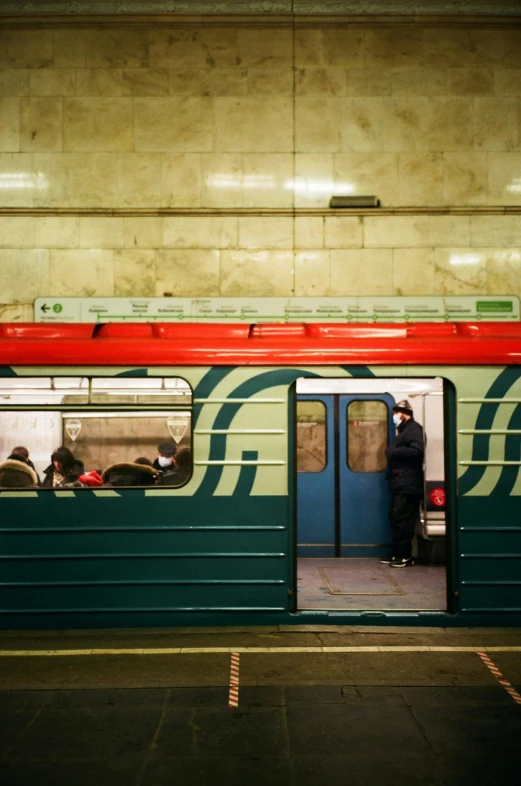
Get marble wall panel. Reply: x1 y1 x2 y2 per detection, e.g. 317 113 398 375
346 69 391 97
49 249 115 297
148 30 207 69
0 152 34 207
432 248 487 295
20 97 62 152
0 216 35 248
392 248 434 296
220 250 294 296
214 97 293 152
0 98 20 152
199 28 241 68
238 217 293 249
504 30 521 69
473 98 519 152
294 216 324 249
446 69 494 96
162 153 202 207
0 304 33 322
364 216 430 248
134 97 213 152
0 249 49 303
0 31 54 70
324 216 363 249
247 69 293 97
295 97 341 153
29 70 76 97
64 98 133 152
84 30 149 69
495 70 521 96
294 153 334 208
122 217 163 249
295 30 363 68
241 154 294 208
334 153 399 207
429 216 471 247
487 153 521 205
398 154 444 205
33 217 79 249
31 153 71 207
236 29 292 68
53 30 86 68
76 69 123 97
114 249 156 297
163 216 237 248
469 215 521 248
122 69 170 97
118 153 162 207
79 218 124 249
443 152 488 206
330 249 393 296
391 69 446 96
486 248 521 299
295 250 330 296
0 70 30 97
200 153 242 208
295 68 345 97
155 249 221 297
68 153 120 207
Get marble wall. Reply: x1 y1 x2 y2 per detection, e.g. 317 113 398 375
0 22 520 319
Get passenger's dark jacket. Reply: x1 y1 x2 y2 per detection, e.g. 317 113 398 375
385 417 424 496
102 462 159 487
41 459 84 487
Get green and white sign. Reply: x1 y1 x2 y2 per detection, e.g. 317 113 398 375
35 296 520 324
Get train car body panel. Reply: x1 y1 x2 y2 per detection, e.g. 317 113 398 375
0 324 520 628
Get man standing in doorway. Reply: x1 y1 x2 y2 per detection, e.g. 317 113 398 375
381 399 424 568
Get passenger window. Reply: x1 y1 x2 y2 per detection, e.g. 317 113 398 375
0 377 192 489
347 400 387 473
297 400 327 473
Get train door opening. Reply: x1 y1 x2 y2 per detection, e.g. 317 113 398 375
295 378 448 612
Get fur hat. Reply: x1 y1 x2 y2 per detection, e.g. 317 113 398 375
101 461 159 487
0 459 38 488
393 399 414 416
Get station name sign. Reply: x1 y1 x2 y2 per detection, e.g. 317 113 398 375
34 296 520 324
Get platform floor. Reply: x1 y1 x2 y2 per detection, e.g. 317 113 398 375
0 626 520 785
297 558 446 611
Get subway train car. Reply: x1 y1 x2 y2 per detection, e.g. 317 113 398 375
0 321 520 629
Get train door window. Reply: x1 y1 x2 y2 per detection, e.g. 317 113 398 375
347 400 388 473
0 376 192 489
296 400 327 473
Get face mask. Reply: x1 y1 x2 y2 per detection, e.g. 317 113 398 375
393 413 402 427
157 456 172 468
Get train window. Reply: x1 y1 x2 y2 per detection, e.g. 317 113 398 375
296 400 327 473
347 400 387 473
0 377 192 489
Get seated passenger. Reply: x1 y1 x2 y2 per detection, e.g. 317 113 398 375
157 446 192 487
0 456 38 488
9 446 40 484
102 460 159 487
153 442 176 474
41 447 84 488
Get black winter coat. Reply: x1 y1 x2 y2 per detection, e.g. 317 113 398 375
385 417 424 496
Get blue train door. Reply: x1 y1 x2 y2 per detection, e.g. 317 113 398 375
296 393 395 558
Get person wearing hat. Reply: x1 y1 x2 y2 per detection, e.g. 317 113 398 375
152 442 177 473
381 399 424 568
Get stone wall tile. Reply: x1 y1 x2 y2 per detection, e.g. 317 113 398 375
294 217 324 249
392 248 434 296
423 98 474 151
220 250 294 296
429 216 471 247
31 152 71 207
201 153 242 207
49 249 114 297
0 153 34 206
54 30 86 68
346 69 391 96
504 31 521 69
135 97 213 152
114 249 156 297
20 97 62 152
470 215 521 247
162 153 202 207
432 248 486 295
237 29 292 68
0 97 20 152
486 248 521 299
199 28 240 68
79 218 124 249
473 98 519 151
76 69 123 97
84 30 148 68
443 152 488 205
391 69 446 96
68 152 120 207
64 97 133 152
446 69 494 96
295 250 330 296
0 216 34 248
296 97 341 153
0 31 54 69
340 98 391 152
330 249 393 296
163 216 237 248
155 249 220 297
238 217 293 249
148 30 206 69
334 152 398 207
398 153 444 205
487 153 521 204
324 216 363 248
1 248 49 303
294 153 334 208
247 69 293 96
214 97 293 152
0 70 30 97
118 153 162 207
364 216 430 248
33 217 79 248
122 218 163 249
295 68 345 97
0 304 30 321
29 70 76 96
121 68 170 97
494 70 521 96
241 154 294 208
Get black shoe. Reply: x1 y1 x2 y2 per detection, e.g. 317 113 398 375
379 556 396 564
390 557 414 568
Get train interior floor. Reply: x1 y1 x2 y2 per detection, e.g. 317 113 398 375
297 558 446 611
0 626 520 785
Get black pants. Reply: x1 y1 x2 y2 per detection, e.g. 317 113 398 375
389 493 421 560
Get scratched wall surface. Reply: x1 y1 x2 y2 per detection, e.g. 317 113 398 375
0 10 520 321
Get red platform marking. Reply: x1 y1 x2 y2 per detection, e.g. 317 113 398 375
228 652 240 708
477 651 521 705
